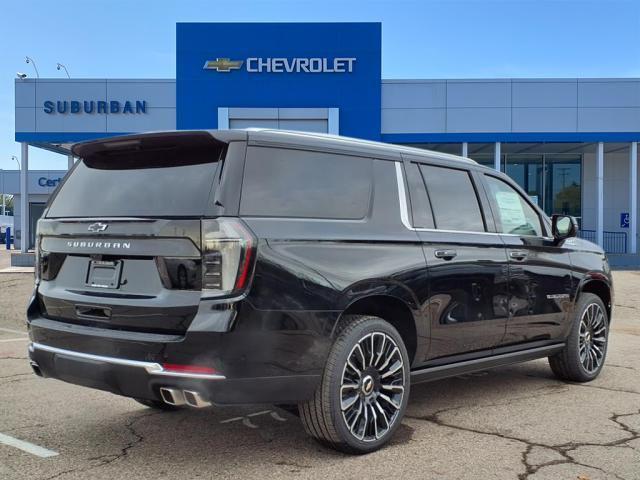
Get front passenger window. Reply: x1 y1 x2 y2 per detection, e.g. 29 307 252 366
484 175 543 237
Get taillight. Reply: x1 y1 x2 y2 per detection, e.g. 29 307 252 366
201 218 256 297
34 221 42 285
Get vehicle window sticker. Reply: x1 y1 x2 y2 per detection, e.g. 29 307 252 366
495 191 527 232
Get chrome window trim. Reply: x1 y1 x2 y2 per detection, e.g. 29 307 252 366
395 162 497 237
395 161 554 240
28 342 226 380
395 161 414 230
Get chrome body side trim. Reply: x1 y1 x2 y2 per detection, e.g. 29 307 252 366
28 342 226 380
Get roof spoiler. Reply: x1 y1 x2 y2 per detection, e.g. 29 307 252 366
71 130 247 158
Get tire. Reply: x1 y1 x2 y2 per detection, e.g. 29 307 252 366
133 398 182 411
548 293 609 382
298 315 411 454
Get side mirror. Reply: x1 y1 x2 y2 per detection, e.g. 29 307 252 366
552 214 578 241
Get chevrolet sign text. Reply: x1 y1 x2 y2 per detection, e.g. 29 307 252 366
204 57 357 73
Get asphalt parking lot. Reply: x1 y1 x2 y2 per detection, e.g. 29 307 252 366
1 269 639 480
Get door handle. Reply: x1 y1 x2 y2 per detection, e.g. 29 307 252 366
434 249 457 260
509 250 528 260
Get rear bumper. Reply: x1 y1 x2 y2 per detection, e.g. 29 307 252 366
28 340 321 405
27 293 336 405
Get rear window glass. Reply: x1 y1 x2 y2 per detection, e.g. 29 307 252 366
240 147 372 219
47 149 222 218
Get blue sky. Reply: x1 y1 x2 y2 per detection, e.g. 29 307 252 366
1 0 639 170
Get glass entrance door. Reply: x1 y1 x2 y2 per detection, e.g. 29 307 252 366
29 203 46 249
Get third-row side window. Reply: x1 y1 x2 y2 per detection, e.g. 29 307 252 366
418 164 485 232
241 147 373 219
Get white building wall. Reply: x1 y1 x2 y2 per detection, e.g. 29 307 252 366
381 78 640 134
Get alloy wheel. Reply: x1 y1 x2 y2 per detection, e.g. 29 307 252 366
579 303 607 373
340 332 406 442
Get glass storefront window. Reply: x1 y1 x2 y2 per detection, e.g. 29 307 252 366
545 155 581 218
505 153 581 219
505 155 544 207
396 142 583 222
467 143 504 171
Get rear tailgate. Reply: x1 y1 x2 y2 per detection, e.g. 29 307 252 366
35 131 228 334
36 218 203 334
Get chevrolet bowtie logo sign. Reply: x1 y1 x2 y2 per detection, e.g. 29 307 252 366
203 58 244 72
203 57 357 73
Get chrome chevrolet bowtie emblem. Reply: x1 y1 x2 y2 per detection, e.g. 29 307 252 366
203 58 244 72
88 222 108 232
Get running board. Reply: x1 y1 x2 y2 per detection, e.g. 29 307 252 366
410 343 565 384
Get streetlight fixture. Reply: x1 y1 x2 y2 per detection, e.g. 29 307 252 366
56 63 70 78
11 155 20 170
25 56 39 78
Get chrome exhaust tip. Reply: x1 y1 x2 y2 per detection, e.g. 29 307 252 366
159 387 186 406
183 390 212 408
30 360 43 377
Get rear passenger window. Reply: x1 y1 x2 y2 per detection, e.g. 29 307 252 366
240 147 372 219
419 164 485 232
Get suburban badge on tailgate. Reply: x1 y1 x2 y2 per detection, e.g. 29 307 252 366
66 241 131 249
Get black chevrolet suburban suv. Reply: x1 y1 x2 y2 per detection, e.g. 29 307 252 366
28 129 612 453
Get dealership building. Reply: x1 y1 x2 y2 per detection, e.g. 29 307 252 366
11 22 640 262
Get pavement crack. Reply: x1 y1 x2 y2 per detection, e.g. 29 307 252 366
408 384 569 419
568 382 640 395
406 406 640 480
88 410 163 467
607 363 638 371
39 410 164 480
0 356 28 360
614 303 638 310
274 460 313 471
0 372 32 380
40 468 80 480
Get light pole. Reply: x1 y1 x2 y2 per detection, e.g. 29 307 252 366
56 63 70 78
4 156 20 217
25 56 39 78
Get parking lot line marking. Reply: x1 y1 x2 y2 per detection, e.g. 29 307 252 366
0 337 29 343
0 432 59 458
0 327 27 336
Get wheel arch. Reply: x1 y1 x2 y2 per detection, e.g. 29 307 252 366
577 278 612 322
334 294 421 366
